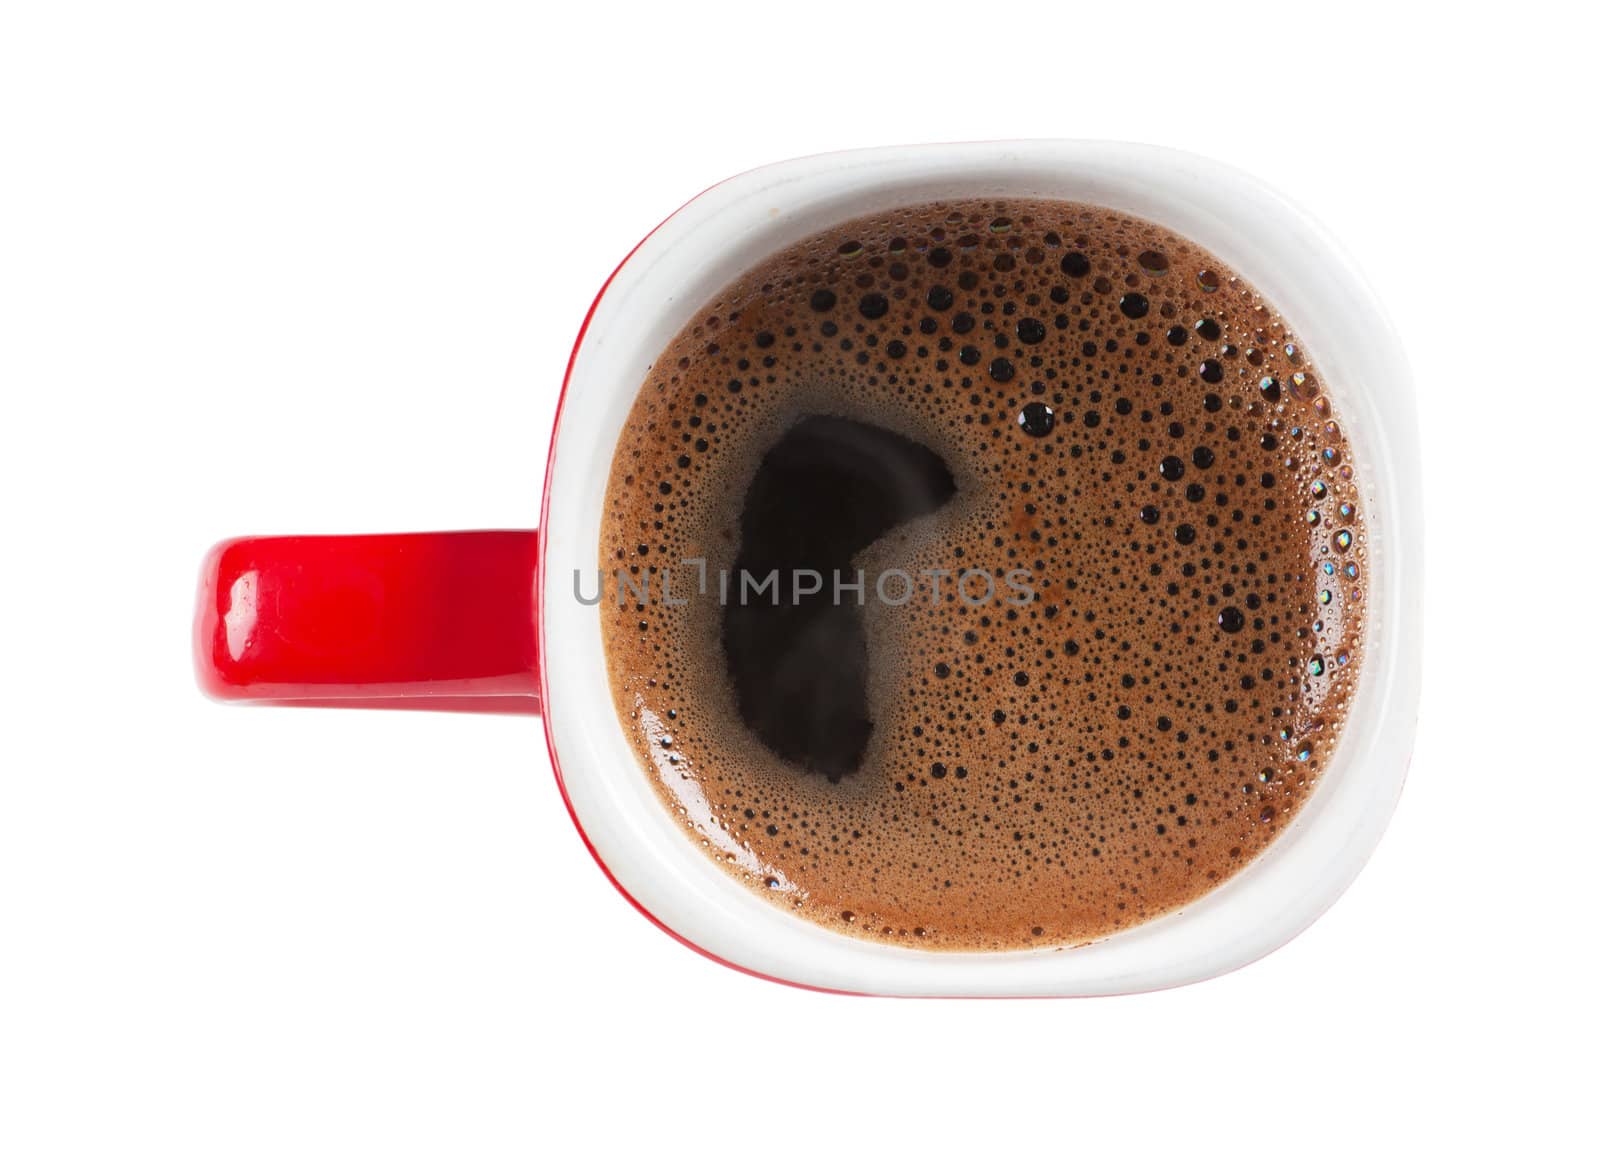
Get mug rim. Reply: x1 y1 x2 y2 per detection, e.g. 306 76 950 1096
536 140 1422 996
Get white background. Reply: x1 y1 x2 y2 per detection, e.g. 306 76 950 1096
1 2 1594 1160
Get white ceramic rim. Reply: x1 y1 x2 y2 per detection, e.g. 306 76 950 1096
538 141 1422 996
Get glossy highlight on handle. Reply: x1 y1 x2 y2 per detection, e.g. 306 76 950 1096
194 531 541 713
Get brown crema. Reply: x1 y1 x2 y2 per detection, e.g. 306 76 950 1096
598 199 1367 951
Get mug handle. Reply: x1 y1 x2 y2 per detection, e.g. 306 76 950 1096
194 531 541 714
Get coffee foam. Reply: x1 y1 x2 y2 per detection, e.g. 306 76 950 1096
599 200 1367 950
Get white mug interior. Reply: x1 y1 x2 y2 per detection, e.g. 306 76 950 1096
537 141 1421 996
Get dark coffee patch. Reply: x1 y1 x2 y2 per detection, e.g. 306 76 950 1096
722 417 954 780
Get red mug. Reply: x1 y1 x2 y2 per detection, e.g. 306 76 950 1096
195 142 1421 996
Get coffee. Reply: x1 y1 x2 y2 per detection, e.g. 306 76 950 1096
597 199 1367 950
